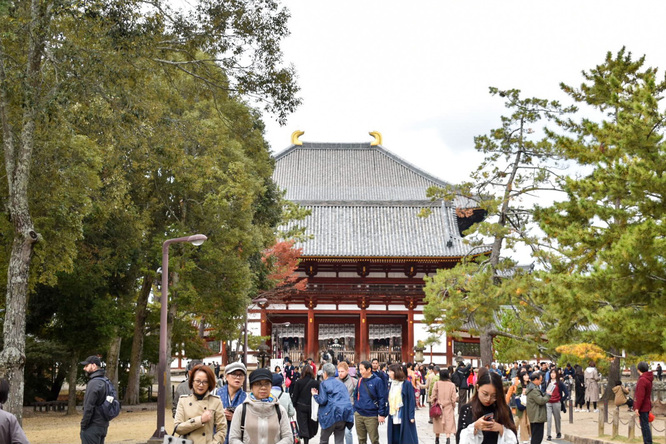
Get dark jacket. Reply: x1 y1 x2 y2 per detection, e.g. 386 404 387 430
373 370 389 389
313 377 354 430
387 380 418 444
81 368 109 430
353 373 388 417
634 371 653 413
290 374 319 439
455 364 472 389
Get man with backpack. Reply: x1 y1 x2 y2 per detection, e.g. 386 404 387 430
452 361 471 411
81 355 119 444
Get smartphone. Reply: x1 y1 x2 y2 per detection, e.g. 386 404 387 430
483 413 494 421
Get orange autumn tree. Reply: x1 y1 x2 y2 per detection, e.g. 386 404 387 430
259 240 307 302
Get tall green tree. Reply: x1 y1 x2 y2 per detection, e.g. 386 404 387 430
423 88 574 365
535 48 666 385
1 0 299 419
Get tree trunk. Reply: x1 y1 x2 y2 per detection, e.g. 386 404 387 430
124 274 153 405
106 335 122 393
479 326 494 367
603 355 621 402
0 0 48 424
66 353 79 415
48 362 68 402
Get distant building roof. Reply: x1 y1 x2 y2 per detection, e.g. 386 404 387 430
273 140 486 259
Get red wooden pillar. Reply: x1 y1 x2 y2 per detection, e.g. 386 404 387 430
406 308 414 363
307 307 315 358
359 308 368 361
222 342 228 365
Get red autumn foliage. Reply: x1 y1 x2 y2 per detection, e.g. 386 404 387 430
260 240 307 301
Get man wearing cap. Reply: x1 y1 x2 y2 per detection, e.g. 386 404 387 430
216 362 247 444
80 355 109 444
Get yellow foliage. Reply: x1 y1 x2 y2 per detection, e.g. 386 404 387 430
556 343 607 363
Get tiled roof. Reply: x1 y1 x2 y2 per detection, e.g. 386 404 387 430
273 141 486 258
282 203 469 258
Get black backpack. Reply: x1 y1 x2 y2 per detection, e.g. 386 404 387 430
97 377 121 421
451 370 461 387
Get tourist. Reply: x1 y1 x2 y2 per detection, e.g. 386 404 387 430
271 373 296 419
275 365 282 374
430 368 457 444
312 363 355 444
174 364 226 444
412 364 423 408
0 378 30 444
583 361 600 412
338 361 358 444
456 371 517 444
526 372 552 444
546 369 568 440
384 363 418 444
656 364 662 382
419 364 428 408
290 364 301 394
453 361 473 410
291 363 320 443
354 360 388 444
634 361 654 444
80 355 110 444
228 368 292 444
426 365 440 424
371 358 389 388
284 357 295 389
216 362 247 444
509 370 531 443
573 365 585 412
612 381 633 411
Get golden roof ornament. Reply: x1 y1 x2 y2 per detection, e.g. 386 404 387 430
369 131 383 146
291 130 304 146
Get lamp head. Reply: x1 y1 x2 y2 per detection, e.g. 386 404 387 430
187 234 207 246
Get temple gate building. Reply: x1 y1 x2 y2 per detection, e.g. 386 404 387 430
244 132 487 366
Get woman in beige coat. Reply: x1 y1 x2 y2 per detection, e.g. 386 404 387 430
430 368 458 444
583 361 601 412
174 364 227 444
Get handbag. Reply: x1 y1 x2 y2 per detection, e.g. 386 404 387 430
430 402 442 418
311 394 319 421
285 377 292 388
648 412 655 423
291 419 301 444
515 394 527 411
162 427 193 444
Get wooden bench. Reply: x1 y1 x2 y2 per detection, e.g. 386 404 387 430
32 400 67 412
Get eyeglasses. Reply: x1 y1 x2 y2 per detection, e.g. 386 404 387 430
479 390 497 401
193 380 209 386
228 373 245 379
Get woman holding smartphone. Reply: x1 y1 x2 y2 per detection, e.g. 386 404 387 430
456 371 518 444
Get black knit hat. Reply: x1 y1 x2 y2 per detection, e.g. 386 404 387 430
249 368 273 386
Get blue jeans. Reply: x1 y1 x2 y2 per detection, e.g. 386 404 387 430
639 412 652 444
345 426 353 444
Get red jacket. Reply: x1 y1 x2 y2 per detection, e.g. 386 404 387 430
634 371 653 413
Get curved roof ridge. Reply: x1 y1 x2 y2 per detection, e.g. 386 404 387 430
274 142 451 188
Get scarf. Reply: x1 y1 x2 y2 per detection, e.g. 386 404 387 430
249 392 276 403
388 380 404 416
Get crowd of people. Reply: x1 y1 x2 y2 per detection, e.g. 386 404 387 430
24 354 653 444
166 356 657 444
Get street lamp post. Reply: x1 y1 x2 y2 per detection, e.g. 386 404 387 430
149 234 207 443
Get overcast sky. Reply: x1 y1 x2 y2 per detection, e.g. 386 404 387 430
263 0 666 185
